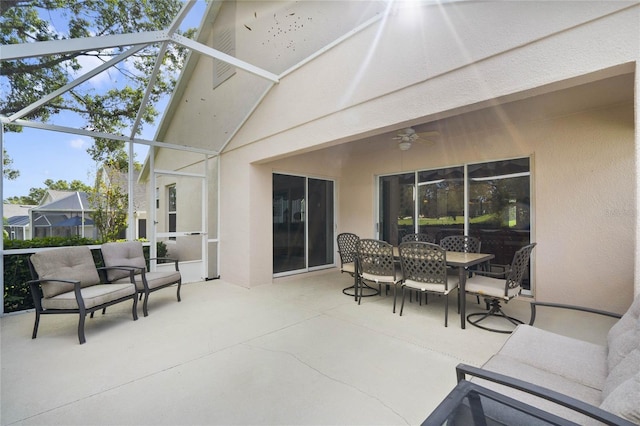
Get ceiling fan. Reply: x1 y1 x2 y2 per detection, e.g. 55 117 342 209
393 127 440 151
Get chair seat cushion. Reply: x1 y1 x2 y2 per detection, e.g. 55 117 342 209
362 266 402 284
403 276 458 293
41 283 135 310
341 262 355 274
464 274 519 299
113 271 181 291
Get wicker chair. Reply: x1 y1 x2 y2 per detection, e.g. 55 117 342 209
337 233 359 297
465 243 536 333
439 235 481 253
398 242 459 327
401 233 436 243
356 239 402 311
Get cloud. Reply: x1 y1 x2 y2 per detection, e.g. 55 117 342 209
69 138 87 149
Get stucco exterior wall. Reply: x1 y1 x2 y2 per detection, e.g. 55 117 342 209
156 1 639 311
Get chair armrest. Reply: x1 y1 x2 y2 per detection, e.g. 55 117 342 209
27 278 86 310
529 301 622 325
469 269 509 279
97 266 141 283
455 363 635 426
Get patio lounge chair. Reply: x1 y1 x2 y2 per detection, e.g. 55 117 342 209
27 246 138 344
100 241 182 317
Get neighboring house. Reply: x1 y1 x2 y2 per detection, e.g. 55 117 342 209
143 1 639 314
30 191 96 239
3 204 34 240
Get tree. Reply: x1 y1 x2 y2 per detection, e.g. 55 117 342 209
2 148 19 180
0 0 196 166
5 178 92 205
89 167 128 242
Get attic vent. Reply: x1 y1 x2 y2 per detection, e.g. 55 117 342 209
212 27 236 88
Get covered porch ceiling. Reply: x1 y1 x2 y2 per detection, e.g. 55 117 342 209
1 1 634 159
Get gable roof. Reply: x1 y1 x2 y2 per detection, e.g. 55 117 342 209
32 191 92 212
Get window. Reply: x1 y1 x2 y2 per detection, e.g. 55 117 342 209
379 157 532 290
168 185 176 241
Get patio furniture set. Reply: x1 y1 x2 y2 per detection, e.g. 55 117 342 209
337 232 536 331
339 232 639 424
27 241 182 344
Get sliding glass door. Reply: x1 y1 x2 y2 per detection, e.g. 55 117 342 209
273 174 334 275
378 157 532 289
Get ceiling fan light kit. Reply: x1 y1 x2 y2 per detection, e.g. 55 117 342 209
398 141 412 151
393 127 439 151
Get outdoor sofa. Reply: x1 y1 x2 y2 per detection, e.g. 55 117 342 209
456 294 640 425
27 245 138 344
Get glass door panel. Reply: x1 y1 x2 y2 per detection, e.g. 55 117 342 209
379 173 415 245
417 166 464 241
308 178 334 268
468 158 531 289
273 174 306 274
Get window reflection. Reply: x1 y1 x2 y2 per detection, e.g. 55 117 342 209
378 157 532 290
418 166 464 238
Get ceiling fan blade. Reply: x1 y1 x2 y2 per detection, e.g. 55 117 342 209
416 131 440 138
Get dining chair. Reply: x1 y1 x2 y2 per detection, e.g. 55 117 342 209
398 241 459 327
464 243 536 333
439 235 481 254
337 233 359 296
356 239 402 311
401 233 436 243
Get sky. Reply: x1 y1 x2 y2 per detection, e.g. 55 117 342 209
1 1 207 202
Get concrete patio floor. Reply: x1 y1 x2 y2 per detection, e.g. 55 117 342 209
1 269 615 426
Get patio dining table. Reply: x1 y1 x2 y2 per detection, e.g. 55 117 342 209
392 247 495 329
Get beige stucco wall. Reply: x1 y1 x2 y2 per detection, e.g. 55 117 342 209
262 98 635 313
155 1 639 312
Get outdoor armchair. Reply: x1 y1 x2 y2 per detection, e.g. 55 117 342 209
27 245 138 344
464 243 536 333
100 241 182 317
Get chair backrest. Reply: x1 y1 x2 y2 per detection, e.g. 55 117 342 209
399 241 449 287
505 243 536 290
357 239 396 279
401 233 436 243
439 235 481 253
101 241 147 282
29 246 101 298
337 233 359 265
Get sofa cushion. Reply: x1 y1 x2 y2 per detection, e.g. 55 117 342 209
31 246 101 298
101 241 147 282
608 295 640 347
495 325 607 390
41 283 135 310
607 319 640 372
477 355 602 424
600 372 640 424
603 347 640 399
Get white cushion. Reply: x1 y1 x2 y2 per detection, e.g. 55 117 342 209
600 372 640 424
